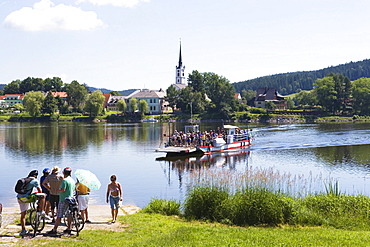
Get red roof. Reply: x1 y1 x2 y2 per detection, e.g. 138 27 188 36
51 92 68 98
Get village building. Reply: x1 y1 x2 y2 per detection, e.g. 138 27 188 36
0 94 24 108
254 87 287 109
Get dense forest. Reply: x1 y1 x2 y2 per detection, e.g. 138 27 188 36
233 59 370 95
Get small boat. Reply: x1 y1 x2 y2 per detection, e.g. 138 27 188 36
197 125 251 154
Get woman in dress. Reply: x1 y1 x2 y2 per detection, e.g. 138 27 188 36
106 175 122 223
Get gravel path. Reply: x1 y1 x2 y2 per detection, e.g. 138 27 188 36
0 204 140 246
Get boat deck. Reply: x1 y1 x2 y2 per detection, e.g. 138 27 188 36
156 146 197 153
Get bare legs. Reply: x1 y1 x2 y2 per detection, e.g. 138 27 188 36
111 208 118 222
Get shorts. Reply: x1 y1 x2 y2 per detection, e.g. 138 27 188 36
77 194 89 211
109 195 120 209
49 194 59 210
17 193 38 212
56 201 71 218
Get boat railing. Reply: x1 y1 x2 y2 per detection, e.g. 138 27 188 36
233 133 249 142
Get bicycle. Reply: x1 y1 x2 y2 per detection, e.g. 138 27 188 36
28 194 45 237
64 197 84 236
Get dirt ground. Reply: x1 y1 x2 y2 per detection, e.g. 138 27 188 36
0 204 140 246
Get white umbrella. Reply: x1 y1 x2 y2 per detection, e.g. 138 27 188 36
74 169 101 190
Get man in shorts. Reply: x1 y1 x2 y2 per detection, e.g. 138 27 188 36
47 167 75 235
42 166 63 222
16 170 47 236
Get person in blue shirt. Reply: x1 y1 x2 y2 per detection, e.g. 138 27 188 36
17 170 47 236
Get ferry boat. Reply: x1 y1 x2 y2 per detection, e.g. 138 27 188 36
197 125 251 154
156 124 251 157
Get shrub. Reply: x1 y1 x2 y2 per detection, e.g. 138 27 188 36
292 194 370 230
183 186 228 221
142 199 180 216
216 188 293 226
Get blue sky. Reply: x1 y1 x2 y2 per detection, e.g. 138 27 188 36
1 0 370 91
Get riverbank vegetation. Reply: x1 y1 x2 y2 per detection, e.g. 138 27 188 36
21 167 370 246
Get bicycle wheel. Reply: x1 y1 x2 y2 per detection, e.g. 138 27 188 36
29 210 45 237
71 211 84 236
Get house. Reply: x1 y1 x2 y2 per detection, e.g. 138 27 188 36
1 94 24 108
254 88 287 109
128 89 170 114
106 95 128 111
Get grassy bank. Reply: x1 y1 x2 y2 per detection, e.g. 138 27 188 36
17 213 370 247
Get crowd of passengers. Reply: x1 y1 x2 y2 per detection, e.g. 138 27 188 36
168 127 250 147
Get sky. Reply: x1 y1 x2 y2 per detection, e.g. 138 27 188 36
1 0 370 91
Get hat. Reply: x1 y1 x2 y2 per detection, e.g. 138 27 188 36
64 167 72 172
43 168 51 174
52 166 60 173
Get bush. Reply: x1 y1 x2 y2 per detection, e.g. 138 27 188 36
249 107 267 114
183 186 228 221
216 189 293 226
292 194 370 230
142 199 181 216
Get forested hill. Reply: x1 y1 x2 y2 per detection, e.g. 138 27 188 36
233 59 370 95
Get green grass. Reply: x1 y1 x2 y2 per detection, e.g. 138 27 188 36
17 213 370 246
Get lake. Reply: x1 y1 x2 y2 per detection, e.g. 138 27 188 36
1 121 370 208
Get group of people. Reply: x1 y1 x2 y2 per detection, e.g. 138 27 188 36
169 127 226 147
16 167 123 236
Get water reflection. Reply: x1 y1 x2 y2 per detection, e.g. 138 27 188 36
156 151 250 188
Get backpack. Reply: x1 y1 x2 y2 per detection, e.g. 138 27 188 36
15 177 33 194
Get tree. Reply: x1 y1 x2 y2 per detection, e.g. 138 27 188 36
19 77 44 94
42 92 58 114
138 100 149 116
84 90 105 117
202 72 237 113
43 77 63 92
4 80 21 94
293 90 316 106
265 101 276 110
117 99 127 112
352 78 370 115
165 85 179 110
65 80 88 112
23 91 45 117
241 89 256 103
13 103 24 112
110 91 122 96
55 95 69 114
129 98 138 113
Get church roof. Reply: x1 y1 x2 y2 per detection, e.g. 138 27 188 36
129 89 166 99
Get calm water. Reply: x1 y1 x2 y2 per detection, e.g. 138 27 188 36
1 122 370 208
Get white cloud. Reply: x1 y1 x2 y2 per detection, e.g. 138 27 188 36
76 0 150 8
3 0 104 31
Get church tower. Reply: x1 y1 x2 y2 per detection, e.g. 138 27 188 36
175 41 186 84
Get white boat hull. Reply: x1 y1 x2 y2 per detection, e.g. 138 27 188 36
198 140 250 154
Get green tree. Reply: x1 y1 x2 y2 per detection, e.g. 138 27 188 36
188 70 206 95
202 72 237 114
55 95 69 114
84 90 105 117
129 98 138 113
43 77 64 92
287 97 295 109
20 77 44 94
352 78 370 115
42 92 58 114
138 99 149 116
265 101 276 110
117 99 127 112
4 80 21 94
110 91 122 96
294 90 316 106
23 91 45 117
13 103 24 112
241 89 256 103
165 85 179 110
65 80 88 112
314 76 337 113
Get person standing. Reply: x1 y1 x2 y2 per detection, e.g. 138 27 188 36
47 167 75 235
16 170 47 236
76 179 91 223
40 168 51 216
42 166 63 223
106 175 122 223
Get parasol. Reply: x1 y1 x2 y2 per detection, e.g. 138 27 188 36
74 169 101 190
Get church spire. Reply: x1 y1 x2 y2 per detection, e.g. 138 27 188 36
175 40 186 84
178 41 182 68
